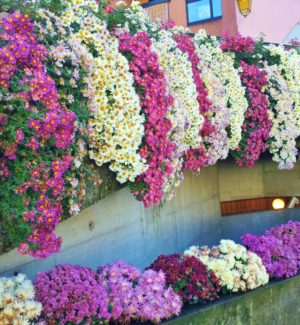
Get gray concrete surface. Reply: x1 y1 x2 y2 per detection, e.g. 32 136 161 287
0 167 221 278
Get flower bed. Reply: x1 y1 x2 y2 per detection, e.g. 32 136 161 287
1 220 299 324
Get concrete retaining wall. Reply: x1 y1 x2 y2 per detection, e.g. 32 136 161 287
1 161 300 279
163 274 300 325
0 167 222 278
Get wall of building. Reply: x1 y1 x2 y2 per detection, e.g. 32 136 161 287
236 0 300 43
0 167 222 278
218 160 300 202
124 0 238 36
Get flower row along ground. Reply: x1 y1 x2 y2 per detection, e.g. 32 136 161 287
0 220 299 324
0 0 300 258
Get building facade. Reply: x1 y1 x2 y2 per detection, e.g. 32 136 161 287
122 0 300 43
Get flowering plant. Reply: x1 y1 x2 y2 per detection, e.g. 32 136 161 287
0 273 42 325
61 0 146 185
194 30 248 151
119 31 176 207
97 260 182 324
193 30 230 165
0 12 77 258
150 29 202 200
242 221 300 278
264 63 298 168
148 254 221 304
174 33 213 171
221 34 272 167
185 240 269 293
34 264 111 324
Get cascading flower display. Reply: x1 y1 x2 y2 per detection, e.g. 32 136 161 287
150 28 203 200
221 34 272 167
62 0 147 185
194 30 248 151
264 63 298 169
0 274 42 325
34 264 111 324
174 32 214 171
193 30 230 165
267 44 300 132
0 11 76 258
0 0 300 259
235 61 271 167
97 260 182 324
185 240 269 293
148 254 221 304
119 31 176 207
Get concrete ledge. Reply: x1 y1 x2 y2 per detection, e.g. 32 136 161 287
162 274 300 325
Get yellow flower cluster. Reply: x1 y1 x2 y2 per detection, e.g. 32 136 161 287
151 29 203 198
62 0 146 183
0 274 42 325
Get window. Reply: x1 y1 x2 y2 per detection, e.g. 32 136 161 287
186 0 222 25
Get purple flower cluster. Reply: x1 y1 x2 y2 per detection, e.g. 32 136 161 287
119 31 176 207
34 264 111 325
242 221 300 278
98 260 182 324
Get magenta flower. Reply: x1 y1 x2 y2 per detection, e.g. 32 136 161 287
34 264 111 324
119 31 176 207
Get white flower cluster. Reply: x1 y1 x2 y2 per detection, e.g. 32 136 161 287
265 64 298 169
194 31 248 151
0 274 42 325
267 44 300 135
62 0 147 184
184 240 269 293
123 0 156 33
151 29 203 199
194 30 230 165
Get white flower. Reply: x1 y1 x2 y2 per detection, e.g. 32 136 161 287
0 275 41 324
184 240 269 293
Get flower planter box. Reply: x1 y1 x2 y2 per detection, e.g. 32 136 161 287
161 274 300 325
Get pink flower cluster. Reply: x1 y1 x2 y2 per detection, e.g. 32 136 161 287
0 12 76 258
119 31 176 207
34 264 111 325
174 34 214 171
234 61 271 167
220 32 256 54
98 260 182 323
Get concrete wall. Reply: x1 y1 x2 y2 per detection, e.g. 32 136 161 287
1 159 299 279
218 160 300 202
221 209 300 243
165 274 300 325
0 167 222 279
